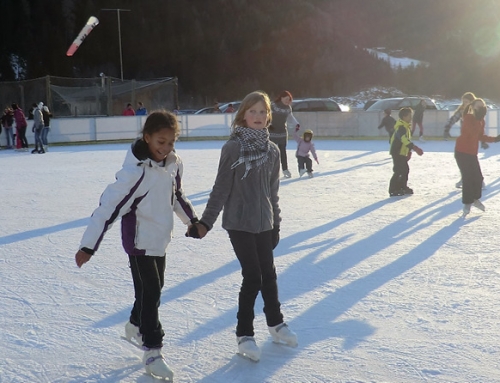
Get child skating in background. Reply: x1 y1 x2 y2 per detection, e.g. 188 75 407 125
445 92 487 189
74 110 204 381
377 108 396 142
294 126 319 178
454 98 500 216
389 107 424 196
188 90 297 362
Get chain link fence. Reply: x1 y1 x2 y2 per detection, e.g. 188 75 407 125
0 75 178 117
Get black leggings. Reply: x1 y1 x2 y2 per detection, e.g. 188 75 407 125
227 229 283 337
128 254 166 348
276 142 288 171
17 127 28 148
455 151 483 204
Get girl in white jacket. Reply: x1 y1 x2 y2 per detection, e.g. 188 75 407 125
74 110 203 380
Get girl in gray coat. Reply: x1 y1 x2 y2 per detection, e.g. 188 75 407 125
193 90 298 362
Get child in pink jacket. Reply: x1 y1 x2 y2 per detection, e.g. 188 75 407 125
294 127 319 178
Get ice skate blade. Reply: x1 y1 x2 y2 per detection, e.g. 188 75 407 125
145 367 174 381
120 336 143 350
271 336 298 348
237 351 260 362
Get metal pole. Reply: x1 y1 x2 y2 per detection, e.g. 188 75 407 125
101 9 130 81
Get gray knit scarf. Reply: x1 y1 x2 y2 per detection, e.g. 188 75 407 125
231 126 271 179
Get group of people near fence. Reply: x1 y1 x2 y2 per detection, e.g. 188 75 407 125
1 102 52 152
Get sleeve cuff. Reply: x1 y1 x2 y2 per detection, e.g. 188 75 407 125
81 247 95 256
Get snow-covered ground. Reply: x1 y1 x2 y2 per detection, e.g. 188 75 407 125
2 138 500 383
367 48 429 70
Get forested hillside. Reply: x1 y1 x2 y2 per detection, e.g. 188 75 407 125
2 0 500 104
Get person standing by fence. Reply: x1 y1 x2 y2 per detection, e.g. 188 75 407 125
11 103 28 151
41 105 52 152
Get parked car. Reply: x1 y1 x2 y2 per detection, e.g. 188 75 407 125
175 109 197 115
363 99 380 110
365 96 439 112
292 98 343 112
194 106 217 114
219 101 241 113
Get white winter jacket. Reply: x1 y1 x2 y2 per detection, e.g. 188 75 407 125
80 142 198 257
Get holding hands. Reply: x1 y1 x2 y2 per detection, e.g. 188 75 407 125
185 222 208 239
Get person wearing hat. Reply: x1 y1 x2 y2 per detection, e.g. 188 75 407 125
293 126 318 178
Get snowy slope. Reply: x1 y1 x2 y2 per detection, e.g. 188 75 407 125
2 138 500 383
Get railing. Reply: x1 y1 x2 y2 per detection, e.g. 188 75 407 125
1 110 498 146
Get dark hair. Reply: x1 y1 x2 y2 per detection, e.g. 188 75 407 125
11 103 18 110
141 110 180 137
383 108 391 115
275 90 293 103
398 107 412 120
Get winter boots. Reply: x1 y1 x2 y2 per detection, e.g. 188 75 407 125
283 169 292 178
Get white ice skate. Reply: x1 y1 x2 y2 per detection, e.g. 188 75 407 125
419 136 426 142
143 348 174 381
299 169 307 178
473 199 485 212
124 321 143 347
283 170 292 178
237 336 261 362
268 323 298 348
455 179 462 189
462 203 472 217
307 172 313 178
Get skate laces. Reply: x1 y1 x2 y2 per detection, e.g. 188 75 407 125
237 336 256 345
144 349 165 365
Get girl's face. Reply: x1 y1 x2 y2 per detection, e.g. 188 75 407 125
281 96 292 106
244 101 268 130
144 127 176 162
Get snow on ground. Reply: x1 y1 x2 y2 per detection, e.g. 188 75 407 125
2 137 500 383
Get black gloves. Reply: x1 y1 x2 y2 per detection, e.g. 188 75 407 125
272 225 280 249
186 225 200 238
185 220 210 238
481 141 490 149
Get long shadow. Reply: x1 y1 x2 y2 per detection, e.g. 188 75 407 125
175 193 457 345
279 158 391 184
196 199 471 382
0 218 88 246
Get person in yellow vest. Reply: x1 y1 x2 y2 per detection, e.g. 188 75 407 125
388 107 424 196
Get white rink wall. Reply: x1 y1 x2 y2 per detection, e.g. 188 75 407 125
2 110 499 146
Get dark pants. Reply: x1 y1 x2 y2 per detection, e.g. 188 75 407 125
389 154 409 193
297 155 313 173
227 230 284 337
455 151 483 204
128 254 166 348
17 127 28 148
276 142 288 171
411 121 423 136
